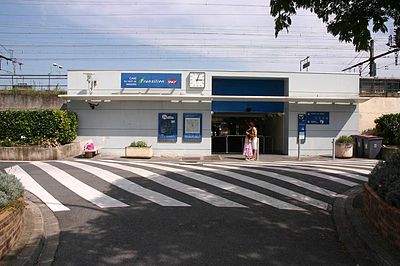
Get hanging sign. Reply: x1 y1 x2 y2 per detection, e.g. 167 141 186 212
121 73 182 89
158 113 177 141
183 113 202 141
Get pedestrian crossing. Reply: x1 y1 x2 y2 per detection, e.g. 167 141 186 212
4 159 378 213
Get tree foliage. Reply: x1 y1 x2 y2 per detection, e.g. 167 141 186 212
270 0 400 51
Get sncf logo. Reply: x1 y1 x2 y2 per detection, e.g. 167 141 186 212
168 79 178 84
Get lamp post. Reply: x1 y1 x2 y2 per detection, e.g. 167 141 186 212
48 63 63 90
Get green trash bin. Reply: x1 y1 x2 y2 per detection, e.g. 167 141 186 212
351 135 364 158
362 135 383 159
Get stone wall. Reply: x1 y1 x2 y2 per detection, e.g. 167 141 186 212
363 184 400 250
0 92 65 110
0 205 24 259
0 141 82 161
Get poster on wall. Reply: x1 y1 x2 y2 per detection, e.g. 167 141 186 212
158 113 177 141
183 113 202 141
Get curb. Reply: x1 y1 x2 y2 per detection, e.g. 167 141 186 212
1 191 60 265
333 186 400 266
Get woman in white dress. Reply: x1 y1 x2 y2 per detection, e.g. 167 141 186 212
248 122 257 160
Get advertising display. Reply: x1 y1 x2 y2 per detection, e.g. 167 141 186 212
183 113 202 141
158 113 177 141
121 73 181 89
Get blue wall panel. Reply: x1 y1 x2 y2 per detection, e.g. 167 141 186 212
212 78 285 113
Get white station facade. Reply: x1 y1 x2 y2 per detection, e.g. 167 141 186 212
61 70 362 157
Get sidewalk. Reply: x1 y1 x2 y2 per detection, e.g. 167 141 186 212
2 155 398 265
333 186 400 266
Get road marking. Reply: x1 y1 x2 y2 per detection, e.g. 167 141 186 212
261 163 368 182
132 161 329 210
234 163 360 186
201 163 338 197
58 161 190 207
5 165 70 212
85 160 247 208
102 160 305 211
30 162 128 209
265 161 373 175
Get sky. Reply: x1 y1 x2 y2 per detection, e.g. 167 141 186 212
0 0 399 78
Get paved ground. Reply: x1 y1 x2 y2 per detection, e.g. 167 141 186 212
0 156 379 265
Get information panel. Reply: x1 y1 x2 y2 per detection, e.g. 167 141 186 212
306 112 330 125
298 113 306 141
158 113 177 141
183 113 202 141
121 73 182 89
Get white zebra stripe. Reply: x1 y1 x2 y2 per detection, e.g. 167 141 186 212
260 163 369 182
201 163 338 197
264 161 373 175
130 161 329 210
5 165 70 212
30 162 128 208
98 160 304 211
228 163 360 186
84 160 247 208
58 161 190 207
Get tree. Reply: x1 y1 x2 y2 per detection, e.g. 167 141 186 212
270 0 400 51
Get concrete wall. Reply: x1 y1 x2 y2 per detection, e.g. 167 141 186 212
0 93 65 110
67 100 211 157
288 103 359 157
359 97 400 133
68 70 211 96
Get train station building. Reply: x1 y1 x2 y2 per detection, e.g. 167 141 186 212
61 70 363 157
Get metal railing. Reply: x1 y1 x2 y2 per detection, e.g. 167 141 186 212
211 135 273 154
0 74 67 91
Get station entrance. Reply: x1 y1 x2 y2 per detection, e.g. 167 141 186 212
211 112 287 155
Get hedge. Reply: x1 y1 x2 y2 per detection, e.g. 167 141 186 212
0 110 78 146
374 113 400 145
369 151 400 208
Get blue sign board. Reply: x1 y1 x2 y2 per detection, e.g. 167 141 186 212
183 113 202 141
298 114 306 141
158 113 177 141
121 73 182 89
306 112 329 125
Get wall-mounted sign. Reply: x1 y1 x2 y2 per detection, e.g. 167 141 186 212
298 113 306 141
306 112 330 125
183 113 202 141
158 113 177 141
121 73 182 89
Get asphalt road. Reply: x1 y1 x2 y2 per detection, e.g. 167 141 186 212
1 158 377 265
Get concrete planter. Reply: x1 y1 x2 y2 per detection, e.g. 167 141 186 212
335 143 353 158
125 146 153 159
380 146 400 161
0 141 81 161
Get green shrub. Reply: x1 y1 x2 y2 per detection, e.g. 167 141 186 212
129 140 148 147
0 173 24 209
336 135 353 144
374 113 400 145
369 151 400 208
0 110 78 146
